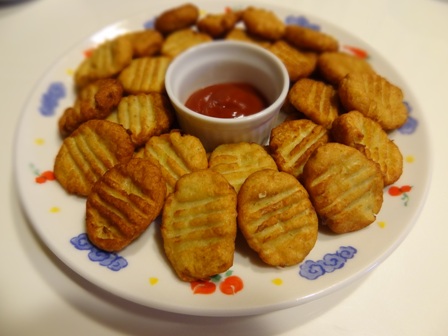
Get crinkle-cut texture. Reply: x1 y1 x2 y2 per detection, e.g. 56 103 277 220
317 51 376 86
58 78 123 138
197 10 242 38
241 7 286 41
302 142 384 233
225 28 272 48
331 110 403 186
338 72 408 131
269 119 329 179
237 169 318 267
134 130 208 195
118 56 171 94
160 28 212 58
74 37 133 89
120 29 164 58
208 142 278 193
154 3 199 35
86 158 166 252
161 169 237 282
268 40 317 82
106 93 174 147
53 119 134 197
284 25 339 53
288 78 341 129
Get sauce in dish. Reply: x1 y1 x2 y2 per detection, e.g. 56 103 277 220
185 82 268 118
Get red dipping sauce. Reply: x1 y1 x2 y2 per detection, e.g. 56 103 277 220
185 82 269 119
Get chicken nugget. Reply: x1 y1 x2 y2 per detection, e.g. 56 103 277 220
284 25 339 53
120 29 164 58
161 169 237 282
225 28 272 48
154 3 199 35
238 169 318 267
86 158 166 252
161 28 212 58
242 6 285 41
197 10 242 38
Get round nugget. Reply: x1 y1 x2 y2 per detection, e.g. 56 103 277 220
302 143 384 233
238 169 318 267
242 7 285 41
154 3 199 35
284 25 339 53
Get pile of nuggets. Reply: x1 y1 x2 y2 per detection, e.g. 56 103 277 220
53 3 408 282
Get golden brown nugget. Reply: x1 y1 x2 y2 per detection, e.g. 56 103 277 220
86 158 166 252
121 29 164 58
318 51 376 86
118 56 171 94
331 111 403 186
208 142 278 193
338 72 408 131
284 25 339 53
237 169 318 267
225 28 272 48
106 93 174 147
242 7 285 41
135 130 208 194
74 37 133 88
269 119 329 179
302 142 384 233
154 3 199 35
268 40 317 82
288 78 341 129
161 28 212 58
161 169 237 282
197 10 242 38
54 120 134 197
58 79 123 137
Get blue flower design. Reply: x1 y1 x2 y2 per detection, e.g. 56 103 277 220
299 246 357 280
143 18 155 29
39 82 66 117
398 101 418 135
70 233 128 271
284 15 320 31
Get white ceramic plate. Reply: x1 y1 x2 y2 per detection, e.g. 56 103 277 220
14 1 431 317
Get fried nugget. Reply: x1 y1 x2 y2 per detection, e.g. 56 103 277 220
161 169 237 282
74 37 133 89
242 7 285 41
225 28 272 48
86 158 166 252
331 111 403 186
58 78 123 138
238 169 318 267
161 28 212 58
120 29 164 58
54 120 134 197
302 142 384 233
208 142 278 193
288 78 341 129
118 56 171 94
284 25 339 53
106 93 174 147
135 130 208 194
154 3 199 35
317 51 376 86
338 72 408 131
269 119 329 179
268 40 317 82
197 10 242 38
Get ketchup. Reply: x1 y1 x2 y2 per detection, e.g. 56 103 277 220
185 82 268 118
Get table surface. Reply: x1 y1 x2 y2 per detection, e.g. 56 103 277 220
2 0 448 335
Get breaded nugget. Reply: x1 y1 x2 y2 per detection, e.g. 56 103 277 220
237 169 318 267
288 78 341 129
242 7 285 41
120 29 164 58
268 40 317 82
225 28 272 48
284 25 339 53
302 142 384 233
135 130 208 194
106 93 174 147
86 158 166 252
154 3 199 35
161 28 212 58
269 119 329 179
58 78 123 137
161 169 237 282
338 72 408 131
331 111 403 186
74 37 133 88
318 51 376 86
54 120 134 197
208 142 278 193
118 56 171 94
197 10 242 38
